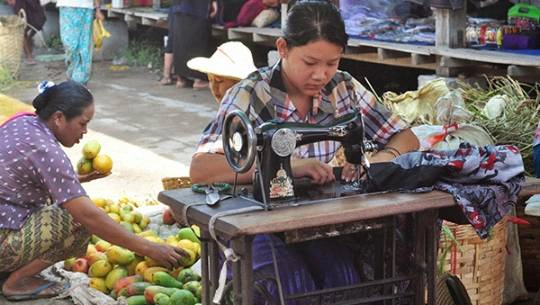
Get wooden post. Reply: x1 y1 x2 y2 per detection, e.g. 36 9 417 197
433 7 467 48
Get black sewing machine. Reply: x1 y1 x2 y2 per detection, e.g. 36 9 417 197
222 110 378 207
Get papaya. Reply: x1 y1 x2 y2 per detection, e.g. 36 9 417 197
106 245 135 265
153 293 171 305
143 266 168 283
144 286 180 304
118 281 152 297
152 271 183 288
177 269 201 284
182 281 201 297
135 261 150 277
126 295 148 305
113 274 143 295
169 289 196 305
105 266 128 290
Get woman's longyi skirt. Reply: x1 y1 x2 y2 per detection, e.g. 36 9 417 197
0 205 90 272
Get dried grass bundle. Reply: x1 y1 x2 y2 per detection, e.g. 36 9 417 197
459 76 540 175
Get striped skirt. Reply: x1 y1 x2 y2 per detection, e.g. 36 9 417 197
0 205 90 272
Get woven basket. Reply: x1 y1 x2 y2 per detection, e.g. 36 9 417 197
162 176 192 190
437 217 508 305
516 204 540 292
0 11 26 77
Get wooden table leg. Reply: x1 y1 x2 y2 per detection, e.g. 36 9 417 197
425 210 438 305
200 230 211 305
414 210 438 305
231 236 254 305
208 235 220 302
414 212 427 305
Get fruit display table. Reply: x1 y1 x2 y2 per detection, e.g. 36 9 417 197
158 178 540 305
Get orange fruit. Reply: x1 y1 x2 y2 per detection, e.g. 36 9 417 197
77 158 93 174
82 140 101 159
92 154 113 174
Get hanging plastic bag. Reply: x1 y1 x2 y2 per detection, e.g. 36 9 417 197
92 19 111 50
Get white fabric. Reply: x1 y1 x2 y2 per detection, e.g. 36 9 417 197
56 0 95 9
41 262 116 305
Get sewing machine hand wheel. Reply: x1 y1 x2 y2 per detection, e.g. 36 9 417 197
222 110 257 173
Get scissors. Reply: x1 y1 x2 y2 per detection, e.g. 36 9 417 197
191 183 232 206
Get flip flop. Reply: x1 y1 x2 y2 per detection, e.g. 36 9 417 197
4 281 69 301
159 77 173 86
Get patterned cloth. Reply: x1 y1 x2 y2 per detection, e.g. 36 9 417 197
0 114 86 230
59 7 94 84
0 204 90 271
393 143 524 238
197 61 408 163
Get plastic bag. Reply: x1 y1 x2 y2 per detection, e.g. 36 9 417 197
93 19 111 50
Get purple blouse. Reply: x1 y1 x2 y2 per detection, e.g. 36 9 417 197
0 114 86 230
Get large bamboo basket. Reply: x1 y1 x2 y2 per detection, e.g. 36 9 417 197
162 176 192 190
0 11 26 77
516 204 540 292
438 217 508 305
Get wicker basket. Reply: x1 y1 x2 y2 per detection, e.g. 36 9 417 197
162 176 192 190
516 204 540 292
438 217 508 305
0 11 26 77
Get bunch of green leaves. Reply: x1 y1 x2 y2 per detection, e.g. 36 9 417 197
0 66 16 93
459 76 540 175
46 35 63 50
123 40 162 69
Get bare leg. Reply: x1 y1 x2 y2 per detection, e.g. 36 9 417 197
23 31 36 65
2 258 64 297
160 53 173 85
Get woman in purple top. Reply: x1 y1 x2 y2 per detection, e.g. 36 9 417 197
0 81 189 301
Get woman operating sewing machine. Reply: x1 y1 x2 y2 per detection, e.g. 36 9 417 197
190 0 419 302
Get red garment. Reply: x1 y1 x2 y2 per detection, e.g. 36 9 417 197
224 0 266 28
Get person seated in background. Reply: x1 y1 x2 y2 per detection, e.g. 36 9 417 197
6 0 46 65
0 80 188 301
187 41 257 103
189 1 419 303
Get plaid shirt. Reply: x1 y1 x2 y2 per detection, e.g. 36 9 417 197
197 62 408 163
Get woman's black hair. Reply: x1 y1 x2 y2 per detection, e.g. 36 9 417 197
32 80 93 121
284 0 348 49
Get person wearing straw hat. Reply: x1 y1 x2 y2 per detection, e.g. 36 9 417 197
187 41 257 102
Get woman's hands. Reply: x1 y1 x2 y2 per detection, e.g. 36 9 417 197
291 158 335 185
142 241 190 270
78 170 111 183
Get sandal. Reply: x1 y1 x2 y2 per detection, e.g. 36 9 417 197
159 76 173 86
4 280 69 301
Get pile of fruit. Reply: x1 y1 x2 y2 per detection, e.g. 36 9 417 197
77 140 113 175
64 198 203 305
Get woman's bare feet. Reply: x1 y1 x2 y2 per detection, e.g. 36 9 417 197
192 79 209 89
2 275 68 301
176 76 189 88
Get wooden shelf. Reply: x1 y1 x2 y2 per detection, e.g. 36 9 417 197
99 7 539 77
